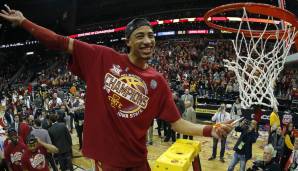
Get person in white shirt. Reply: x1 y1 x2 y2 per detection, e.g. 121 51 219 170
209 103 231 162
48 93 62 110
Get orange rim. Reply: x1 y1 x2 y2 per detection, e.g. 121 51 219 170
204 3 298 39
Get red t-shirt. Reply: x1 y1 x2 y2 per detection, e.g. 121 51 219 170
4 138 27 171
22 146 49 171
69 40 181 167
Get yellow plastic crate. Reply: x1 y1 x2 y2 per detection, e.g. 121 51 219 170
164 143 196 161
153 153 191 171
153 139 201 171
175 139 201 156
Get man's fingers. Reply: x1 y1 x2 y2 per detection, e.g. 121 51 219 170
215 124 232 138
0 12 10 20
221 125 232 136
218 127 228 137
231 117 244 126
215 129 223 138
1 9 9 15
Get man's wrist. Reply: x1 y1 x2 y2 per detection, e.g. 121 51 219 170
203 125 213 137
18 17 26 26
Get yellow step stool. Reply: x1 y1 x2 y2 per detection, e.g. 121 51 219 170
175 139 201 156
154 153 191 171
153 139 201 171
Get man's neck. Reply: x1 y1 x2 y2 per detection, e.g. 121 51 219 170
128 53 148 70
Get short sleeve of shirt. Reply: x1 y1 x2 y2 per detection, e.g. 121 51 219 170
69 40 112 81
157 77 181 123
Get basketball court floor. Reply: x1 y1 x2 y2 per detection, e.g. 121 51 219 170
71 121 267 171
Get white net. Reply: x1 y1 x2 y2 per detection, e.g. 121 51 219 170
224 7 297 109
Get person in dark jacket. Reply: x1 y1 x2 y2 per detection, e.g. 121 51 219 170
48 114 73 171
227 119 259 171
74 109 84 150
268 126 284 164
4 108 14 127
175 92 185 139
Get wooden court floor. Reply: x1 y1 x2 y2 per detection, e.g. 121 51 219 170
71 124 267 171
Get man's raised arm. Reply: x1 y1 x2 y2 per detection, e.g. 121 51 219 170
0 4 74 54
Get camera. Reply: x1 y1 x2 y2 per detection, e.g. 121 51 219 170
240 119 251 129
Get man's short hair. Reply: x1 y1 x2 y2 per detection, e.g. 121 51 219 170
34 119 42 127
26 134 37 144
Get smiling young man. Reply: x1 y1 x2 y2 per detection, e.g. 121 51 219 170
1 5 234 171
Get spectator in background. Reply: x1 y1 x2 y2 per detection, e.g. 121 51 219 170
227 119 259 171
56 105 66 123
4 108 14 127
18 115 31 143
225 81 233 98
281 122 295 170
69 83 77 95
189 81 197 94
173 92 185 139
21 135 59 171
31 119 52 147
286 137 298 170
270 107 281 131
40 111 51 130
230 98 242 121
48 115 73 171
31 118 58 171
181 89 194 107
4 128 28 171
268 126 284 164
182 100 196 140
209 104 231 162
10 115 20 134
73 98 85 150
282 109 293 128
48 93 62 110
27 114 34 126
232 81 239 97
247 144 280 171
230 98 242 136
197 78 206 97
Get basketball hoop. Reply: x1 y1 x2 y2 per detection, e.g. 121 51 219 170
204 3 298 39
204 3 298 109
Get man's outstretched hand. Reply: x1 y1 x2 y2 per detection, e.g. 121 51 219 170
211 118 243 139
0 4 26 26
